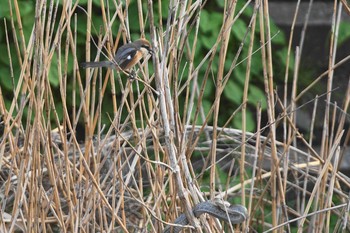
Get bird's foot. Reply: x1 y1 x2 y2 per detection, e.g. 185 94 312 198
128 70 136 80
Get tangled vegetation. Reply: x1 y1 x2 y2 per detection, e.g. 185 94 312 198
1 0 350 232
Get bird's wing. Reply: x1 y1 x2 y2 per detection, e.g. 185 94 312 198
115 46 138 69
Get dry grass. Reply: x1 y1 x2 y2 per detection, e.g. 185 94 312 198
1 0 350 232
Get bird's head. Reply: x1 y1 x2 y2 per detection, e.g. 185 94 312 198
134 39 153 56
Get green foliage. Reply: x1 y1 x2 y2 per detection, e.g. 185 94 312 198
338 21 350 46
248 85 267 109
233 111 255 132
0 0 35 93
0 0 292 132
224 79 243 105
188 1 291 130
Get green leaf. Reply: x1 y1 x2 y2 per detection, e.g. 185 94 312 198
18 1 33 16
194 99 212 124
276 48 295 71
201 34 217 50
22 18 35 42
233 111 255 131
128 2 140 31
0 65 14 91
199 10 210 33
51 101 63 121
80 0 117 9
224 53 235 71
338 22 350 47
160 0 169 19
232 64 246 85
49 55 60 87
92 0 102 6
232 18 247 42
0 44 20 91
236 1 253 17
200 10 222 34
203 79 214 98
0 2 11 18
223 79 242 104
248 85 267 110
76 14 106 36
187 29 203 56
1 1 34 19
217 166 229 184
215 0 226 8
269 20 286 45
0 44 10 64
249 48 263 76
202 99 212 116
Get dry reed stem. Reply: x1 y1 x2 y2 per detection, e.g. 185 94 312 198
1 0 350 232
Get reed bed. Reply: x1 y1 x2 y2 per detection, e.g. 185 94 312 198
1 0 350 232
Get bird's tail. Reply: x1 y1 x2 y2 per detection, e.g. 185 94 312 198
80 61 114 68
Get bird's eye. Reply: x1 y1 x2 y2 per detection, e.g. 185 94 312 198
127 55 132 60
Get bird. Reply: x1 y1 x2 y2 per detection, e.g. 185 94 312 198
81 39 153 77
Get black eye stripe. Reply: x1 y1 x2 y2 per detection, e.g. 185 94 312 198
141 45 150 50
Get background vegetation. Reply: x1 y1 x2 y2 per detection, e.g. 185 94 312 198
1 0 350 232
0 0 294 132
